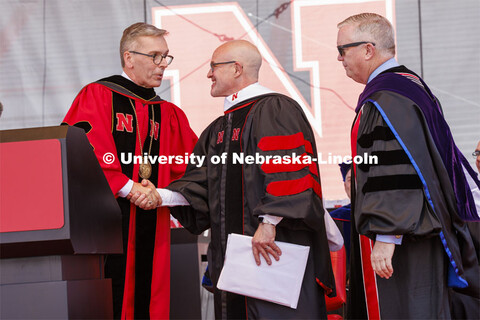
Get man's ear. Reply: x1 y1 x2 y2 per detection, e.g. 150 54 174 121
365 43 376 60
124 51 134 69
233 62 243 77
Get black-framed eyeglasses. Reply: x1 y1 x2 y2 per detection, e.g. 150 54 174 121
473 150 480 157
209 60 237 72
129 51 174 65
337 41 375 56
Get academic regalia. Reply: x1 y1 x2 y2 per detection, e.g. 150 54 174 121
348 66 480 319
167 84 335 319
63 75 197 319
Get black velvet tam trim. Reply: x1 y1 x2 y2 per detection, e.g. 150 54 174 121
358 150 411 172
358 126 395 148
362 174 422 193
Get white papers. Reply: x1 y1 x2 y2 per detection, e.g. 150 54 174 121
216 233 310 309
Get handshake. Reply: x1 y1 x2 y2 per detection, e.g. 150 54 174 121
126 179 162 210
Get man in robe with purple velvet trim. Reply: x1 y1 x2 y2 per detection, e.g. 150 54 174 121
134 40 335 319
337 13 480 319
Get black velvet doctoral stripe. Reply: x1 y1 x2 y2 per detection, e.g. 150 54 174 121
358 126 395 148
105 89 137 319
362 174 422 193
112 93 137 179
225 105 253 237
134 207 157 319
134 104 161 319
225 104 254 320
358 150 412 172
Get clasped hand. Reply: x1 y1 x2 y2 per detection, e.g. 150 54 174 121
126 179 162 210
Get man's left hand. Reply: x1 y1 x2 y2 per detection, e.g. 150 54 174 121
251 223 282 266
371 241 395 279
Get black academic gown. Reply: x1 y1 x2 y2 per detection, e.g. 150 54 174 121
349 86 480 319
167 93 335 319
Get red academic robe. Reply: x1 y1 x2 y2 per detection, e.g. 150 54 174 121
63 75 197 319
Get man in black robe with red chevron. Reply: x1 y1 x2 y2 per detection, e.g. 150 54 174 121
337 13 479 319
134 40 335 319
62 23 197 319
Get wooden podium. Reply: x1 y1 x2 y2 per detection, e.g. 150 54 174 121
0 126 122 319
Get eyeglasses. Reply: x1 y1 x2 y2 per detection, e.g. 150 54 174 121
473 150 480 157
337 41 376 56
129 51 174 65
209 60 237 72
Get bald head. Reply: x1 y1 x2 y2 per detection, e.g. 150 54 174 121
216 40 262 80
208 40 263 97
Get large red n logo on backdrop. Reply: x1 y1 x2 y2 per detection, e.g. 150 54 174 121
152 1 393 200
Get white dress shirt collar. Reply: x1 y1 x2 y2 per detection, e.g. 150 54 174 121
368 57 399 83
224 83 276 112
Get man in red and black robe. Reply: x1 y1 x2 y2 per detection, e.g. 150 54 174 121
63 23 197 319
155 40 335 319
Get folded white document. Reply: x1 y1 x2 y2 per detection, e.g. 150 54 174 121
216 233 310 309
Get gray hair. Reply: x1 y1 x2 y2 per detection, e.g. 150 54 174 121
338 13 395 56
120 22 167 67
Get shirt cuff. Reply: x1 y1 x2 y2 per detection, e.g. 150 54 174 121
258 214 283 226
376 234 403 245
157 189 190 207
117 179 134 198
